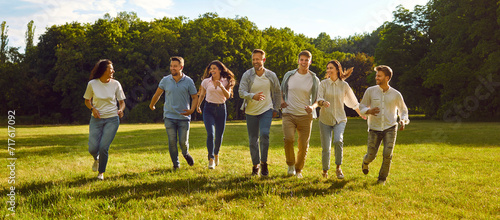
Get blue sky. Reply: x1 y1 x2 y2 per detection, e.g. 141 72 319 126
0 0 429 50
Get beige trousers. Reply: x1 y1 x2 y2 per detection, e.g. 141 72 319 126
282 113 313 173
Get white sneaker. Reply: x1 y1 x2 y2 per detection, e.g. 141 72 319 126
287 165 296 176
92 159 99 172
97 173 104 180
296 172 303 178
208 159 215 169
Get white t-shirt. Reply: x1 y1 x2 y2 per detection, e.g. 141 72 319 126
282 72 313 116
83 79 126 118
245 73 273 115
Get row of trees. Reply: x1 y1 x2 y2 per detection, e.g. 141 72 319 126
1 0 499 124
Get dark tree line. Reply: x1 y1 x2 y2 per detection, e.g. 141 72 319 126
1 0 498 124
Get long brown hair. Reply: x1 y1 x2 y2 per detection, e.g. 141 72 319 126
89 59 112 80
202 60 236 97
326 60 351 80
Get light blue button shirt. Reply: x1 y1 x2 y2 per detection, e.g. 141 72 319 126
158 74 197 120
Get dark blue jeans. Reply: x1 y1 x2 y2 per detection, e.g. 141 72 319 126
246 109 273 165
88 116 120 173
203 102 226 160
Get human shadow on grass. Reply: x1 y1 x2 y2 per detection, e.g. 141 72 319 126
78 169 362 205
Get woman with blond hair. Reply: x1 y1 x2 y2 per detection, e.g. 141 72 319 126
317 60 364 179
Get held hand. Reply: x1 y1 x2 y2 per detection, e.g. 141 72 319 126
92 109 101 119
323 101 330 108
399 121 405 131
196 106 202 114
281 101 288 109
367 107 380 116
253 92 265 101
361 115 367 120
118 110 124 118
273 111 278 118
305 106 313 114
181 109 194 116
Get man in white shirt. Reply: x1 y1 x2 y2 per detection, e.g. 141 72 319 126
239 49 281 176
281 50 320 178
359 65 409 185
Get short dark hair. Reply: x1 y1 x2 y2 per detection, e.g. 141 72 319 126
90 59 112 80
374 65 393 79
252 49 265 58
298 50 312 59
170 56 184 67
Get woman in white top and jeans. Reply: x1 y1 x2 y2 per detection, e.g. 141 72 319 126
317 60 364 179
83 59 126 180
197 60 236 169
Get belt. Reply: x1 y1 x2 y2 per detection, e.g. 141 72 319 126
206 102 225 107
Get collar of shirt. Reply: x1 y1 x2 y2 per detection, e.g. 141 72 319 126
377 85 391 93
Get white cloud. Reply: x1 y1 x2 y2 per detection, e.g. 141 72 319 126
4 0 129 49
130 0 174 18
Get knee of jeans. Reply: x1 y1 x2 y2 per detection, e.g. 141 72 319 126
260 131 270 140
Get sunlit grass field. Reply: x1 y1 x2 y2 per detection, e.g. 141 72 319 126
1 118 499 219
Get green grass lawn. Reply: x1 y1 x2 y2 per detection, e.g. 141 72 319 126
1 118 499 219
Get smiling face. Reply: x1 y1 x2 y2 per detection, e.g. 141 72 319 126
298 55 311 71
326 63 338 81
252 52 265 71
209 64 221 79
375 70 390 85
170 60 183 76
103 64 115 79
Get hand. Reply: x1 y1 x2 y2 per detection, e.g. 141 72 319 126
272 111 278 118
253 92 265 101
196 106 202 114
92 108 101 119
118 110 124 118
181 109 194 116
361 115 367 120
214 80 221 89
305 106 313 114
281 101 288 109
323 101 330 108
149 105 155 111
366 107 380 116
399 121 405 131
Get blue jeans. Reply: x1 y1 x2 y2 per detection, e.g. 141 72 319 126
363 125 398 181
246 109 273 165
203 102 226 160
319 121 346 171
88 116 120 173
164 118 190 167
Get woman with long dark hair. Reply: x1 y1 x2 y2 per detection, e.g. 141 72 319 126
317 60 364 179
83 59 126 180
196 60 236 169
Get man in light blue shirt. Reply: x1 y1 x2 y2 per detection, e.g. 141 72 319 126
150 56 198 169
359 65 409 185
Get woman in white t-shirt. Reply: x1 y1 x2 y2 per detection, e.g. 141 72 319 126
83 59 126 180
317 60 365 179
196 60 235 169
